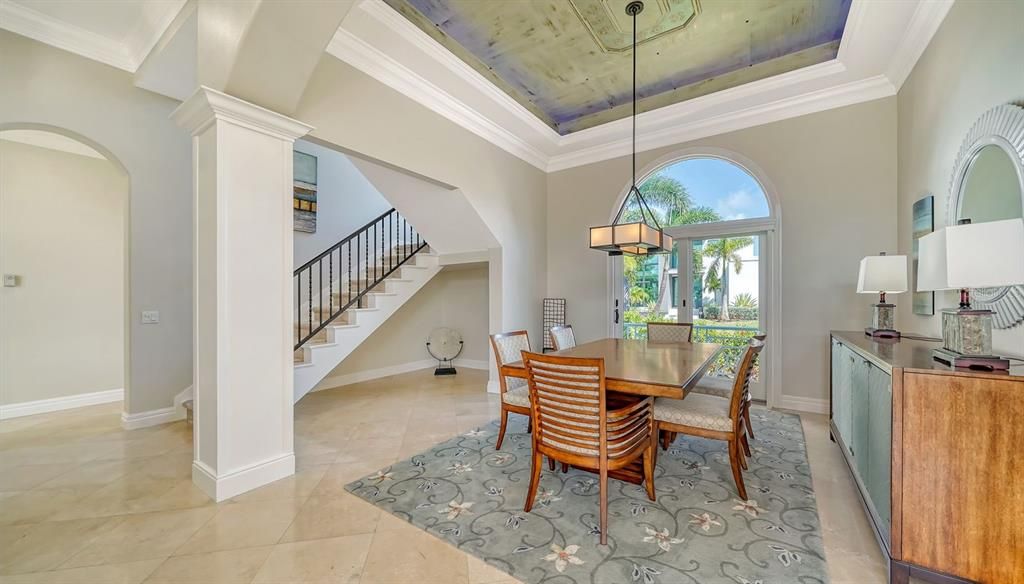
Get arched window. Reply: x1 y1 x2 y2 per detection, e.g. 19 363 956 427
618 155 776 399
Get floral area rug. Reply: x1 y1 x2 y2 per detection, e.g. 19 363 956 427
346 410 829 584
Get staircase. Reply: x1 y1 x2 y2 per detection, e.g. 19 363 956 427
293 208 440 401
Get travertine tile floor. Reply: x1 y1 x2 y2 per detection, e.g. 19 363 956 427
1 368 893 583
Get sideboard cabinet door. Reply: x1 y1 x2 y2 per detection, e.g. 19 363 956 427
830 339 854 452
866 361 892 544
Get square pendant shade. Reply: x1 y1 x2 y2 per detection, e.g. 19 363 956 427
590 222 672 255
857 254 908 294
917 218 1024 291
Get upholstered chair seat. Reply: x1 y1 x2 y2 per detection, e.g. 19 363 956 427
654 394 733 432
690 375 733 399
501 386 530 407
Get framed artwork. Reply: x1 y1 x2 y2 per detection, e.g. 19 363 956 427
911 195 934 315
293 150 318 233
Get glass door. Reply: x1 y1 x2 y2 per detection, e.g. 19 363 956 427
680 233 767 400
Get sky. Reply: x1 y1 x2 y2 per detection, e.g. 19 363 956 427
650 158 770 222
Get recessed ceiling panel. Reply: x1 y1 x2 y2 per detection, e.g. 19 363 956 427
383 0 852 135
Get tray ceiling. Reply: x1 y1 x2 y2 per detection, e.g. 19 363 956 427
384 0 852 135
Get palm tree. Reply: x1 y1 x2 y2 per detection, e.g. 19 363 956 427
621 176 721 311
702 236 752 320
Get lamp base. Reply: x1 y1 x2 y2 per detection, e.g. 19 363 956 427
865 327 901 339
932 348 1009 371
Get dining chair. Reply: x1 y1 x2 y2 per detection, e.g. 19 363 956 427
690 334 766 440
549 324 576 351
647 321 693 342
489 330 532 450
521 351 656 545
653 338 764 500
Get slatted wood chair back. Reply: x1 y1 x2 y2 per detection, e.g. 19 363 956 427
522 352 652 464
647 322 693 343
489 330 530 393
728 339 764 432
549 325 576 351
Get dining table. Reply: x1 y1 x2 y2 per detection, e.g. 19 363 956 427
500 337 724 484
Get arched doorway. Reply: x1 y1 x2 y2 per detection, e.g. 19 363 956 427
610 148 780 405
0 126 130 417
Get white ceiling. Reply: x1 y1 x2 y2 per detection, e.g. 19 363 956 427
0 0 953 172
0 0 185 71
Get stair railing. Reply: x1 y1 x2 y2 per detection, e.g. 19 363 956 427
294 208 426 350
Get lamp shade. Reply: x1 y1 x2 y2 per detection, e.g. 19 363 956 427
917 218 1024 291
857 254 908 294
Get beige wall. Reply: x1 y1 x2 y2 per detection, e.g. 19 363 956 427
547 98 898 405
295 57 548 350
0 140 127 405
1 31 193 414
896 0 1024 354
315 266 489 387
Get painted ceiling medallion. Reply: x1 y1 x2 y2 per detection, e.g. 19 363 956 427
569 0 699 53
383 0 852 135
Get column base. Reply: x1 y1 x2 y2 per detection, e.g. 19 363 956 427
192 453 295 502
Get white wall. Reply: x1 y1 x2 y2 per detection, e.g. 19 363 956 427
314 265 489 388
548 98 898 404
1 31 193 414
0 139 127 405
896 0 1024 355
295 57 548 363
293 139 391 268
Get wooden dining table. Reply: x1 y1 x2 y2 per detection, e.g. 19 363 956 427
500 337 724 485
501 337 723 399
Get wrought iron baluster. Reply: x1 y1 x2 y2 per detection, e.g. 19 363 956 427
307 267 312 342
319 261 323 328
329 250 333 317
296 275 300 346
348 241 352 308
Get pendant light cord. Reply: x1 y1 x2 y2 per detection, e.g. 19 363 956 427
632 6 637 192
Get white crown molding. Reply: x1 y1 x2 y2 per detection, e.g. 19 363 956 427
885 0 955 90
0 0 135 72
327 29 551 170
334 0 950 172
124 0 189 70
0 388 123 420
172 86 314 139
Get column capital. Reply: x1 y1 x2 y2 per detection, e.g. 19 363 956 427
172 86 313 140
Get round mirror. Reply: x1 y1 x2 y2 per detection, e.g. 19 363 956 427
948 104 1024 329
958 144 1023 224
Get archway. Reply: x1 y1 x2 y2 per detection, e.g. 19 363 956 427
609 148 781 407
0 124 131 418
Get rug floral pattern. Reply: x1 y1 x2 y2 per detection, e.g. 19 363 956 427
346 410 828 584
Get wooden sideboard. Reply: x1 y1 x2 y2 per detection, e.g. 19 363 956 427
829 331 1024 584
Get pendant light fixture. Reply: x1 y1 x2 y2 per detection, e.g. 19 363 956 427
589 0 672 257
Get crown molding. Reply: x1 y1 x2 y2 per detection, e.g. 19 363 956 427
124 0 188 70
326 28 551 170
885 0 955 90
172 86 313 140
0 0 135 72
334 0 950 172
548 75 896 172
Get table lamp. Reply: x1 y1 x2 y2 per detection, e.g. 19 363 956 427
857 253 908 338
917 217 1024 370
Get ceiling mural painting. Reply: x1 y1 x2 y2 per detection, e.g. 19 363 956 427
383 0 853 135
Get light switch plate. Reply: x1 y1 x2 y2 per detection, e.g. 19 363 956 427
142 310 160 324
3 274 17 287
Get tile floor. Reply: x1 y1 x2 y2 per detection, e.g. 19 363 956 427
1 368 893 583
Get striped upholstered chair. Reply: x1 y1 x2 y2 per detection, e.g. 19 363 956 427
522 352 656 545
549 325 576 351
489 331 532 450
647 322 693 343
653 339 763 500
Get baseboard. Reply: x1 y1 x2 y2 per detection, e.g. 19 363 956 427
121 405 185 430
0 388 123 420
776 395 829 415
192 453 295 502
315 357 490 391
173 385 193 418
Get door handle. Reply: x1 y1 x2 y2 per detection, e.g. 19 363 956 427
614 308 620 324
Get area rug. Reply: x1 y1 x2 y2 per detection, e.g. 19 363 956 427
346 410 829 584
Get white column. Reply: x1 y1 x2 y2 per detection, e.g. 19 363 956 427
173 87 312 501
